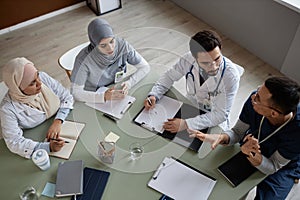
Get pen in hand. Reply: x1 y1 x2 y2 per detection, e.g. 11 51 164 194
147 97 152 106
50 138 69 143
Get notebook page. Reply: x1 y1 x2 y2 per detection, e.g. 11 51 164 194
49 136 76 159
60 121 85 140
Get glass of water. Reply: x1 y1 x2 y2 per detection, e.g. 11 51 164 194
19 186 38 200
129 142 144 160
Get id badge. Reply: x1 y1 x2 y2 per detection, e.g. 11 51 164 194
114 69 125 83
203 98 212 111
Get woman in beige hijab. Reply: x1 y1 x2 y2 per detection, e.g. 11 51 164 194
0 57 74 158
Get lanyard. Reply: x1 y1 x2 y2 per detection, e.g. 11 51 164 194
208 58 226 98
257 113 293 144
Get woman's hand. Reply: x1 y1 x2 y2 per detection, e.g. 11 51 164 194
47 119 62 140
121 81 131 95
104 87 125 101
49 138 65 152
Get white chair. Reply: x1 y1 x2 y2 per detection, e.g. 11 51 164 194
58 42 89 78
0 81 8 139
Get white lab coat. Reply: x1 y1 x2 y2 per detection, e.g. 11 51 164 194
0 72 74 158
149 52 243 131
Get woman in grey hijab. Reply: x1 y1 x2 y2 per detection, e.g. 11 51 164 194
70 18 150 103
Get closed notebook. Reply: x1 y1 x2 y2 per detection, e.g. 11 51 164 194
55 160 84 197
217 151 257 187
48 120 85 159
71 167 110 200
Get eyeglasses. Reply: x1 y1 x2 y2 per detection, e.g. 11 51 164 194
198 55 222 68
253 86 283 114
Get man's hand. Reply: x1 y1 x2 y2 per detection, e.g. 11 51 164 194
163 118 187 133
144 96 156 110
240 134 262 166
188 129 229 149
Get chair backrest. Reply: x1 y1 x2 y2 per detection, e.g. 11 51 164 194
58 42 89 78
0 81 8 139
235 64 244 77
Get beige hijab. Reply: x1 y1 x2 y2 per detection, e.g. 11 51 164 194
2 57 60 118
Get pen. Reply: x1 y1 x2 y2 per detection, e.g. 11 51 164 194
120 101 132 114
147 97 152 106
50 138 69 143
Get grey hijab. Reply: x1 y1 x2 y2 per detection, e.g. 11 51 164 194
84 18 128 67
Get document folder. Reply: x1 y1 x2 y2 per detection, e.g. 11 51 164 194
148 157 216 200
55 160 84 197
71 167 110 200
217 151 257 187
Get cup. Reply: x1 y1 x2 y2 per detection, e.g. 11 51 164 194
31 149 50 170
19 186 38 200
129 142 144 160
97 141 116 164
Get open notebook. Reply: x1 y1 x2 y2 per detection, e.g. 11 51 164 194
48 120 85 159
148 157 216 200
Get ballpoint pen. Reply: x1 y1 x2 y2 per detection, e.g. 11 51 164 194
50 138 69 143
147 97 152 106
120 101 132 114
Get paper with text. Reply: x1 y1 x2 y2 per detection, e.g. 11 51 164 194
134 96 183 133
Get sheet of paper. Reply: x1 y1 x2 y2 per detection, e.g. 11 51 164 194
134 96 183 133
86 95 136 120
49 136 76 159
148 157 216 200
60 121 85 140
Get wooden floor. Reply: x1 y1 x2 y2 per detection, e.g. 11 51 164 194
2 1 300 199
0 0 283 125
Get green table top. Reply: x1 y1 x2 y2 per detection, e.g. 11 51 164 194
0 71 265 200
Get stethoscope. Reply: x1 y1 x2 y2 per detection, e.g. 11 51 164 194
186 57 226 97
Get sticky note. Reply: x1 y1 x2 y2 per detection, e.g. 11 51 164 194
104 132 120 143
41 182 56 198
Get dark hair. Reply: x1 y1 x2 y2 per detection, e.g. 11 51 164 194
265 76 300 114
189 30 222 58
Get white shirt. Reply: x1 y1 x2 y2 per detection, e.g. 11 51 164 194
0 72 74 158
149 52 243 131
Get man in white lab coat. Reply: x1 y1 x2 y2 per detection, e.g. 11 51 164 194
144 30 243 133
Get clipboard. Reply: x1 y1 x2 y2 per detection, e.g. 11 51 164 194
148 157 216 200
85 95 136 120
134 97 206 152
133 95 183 133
